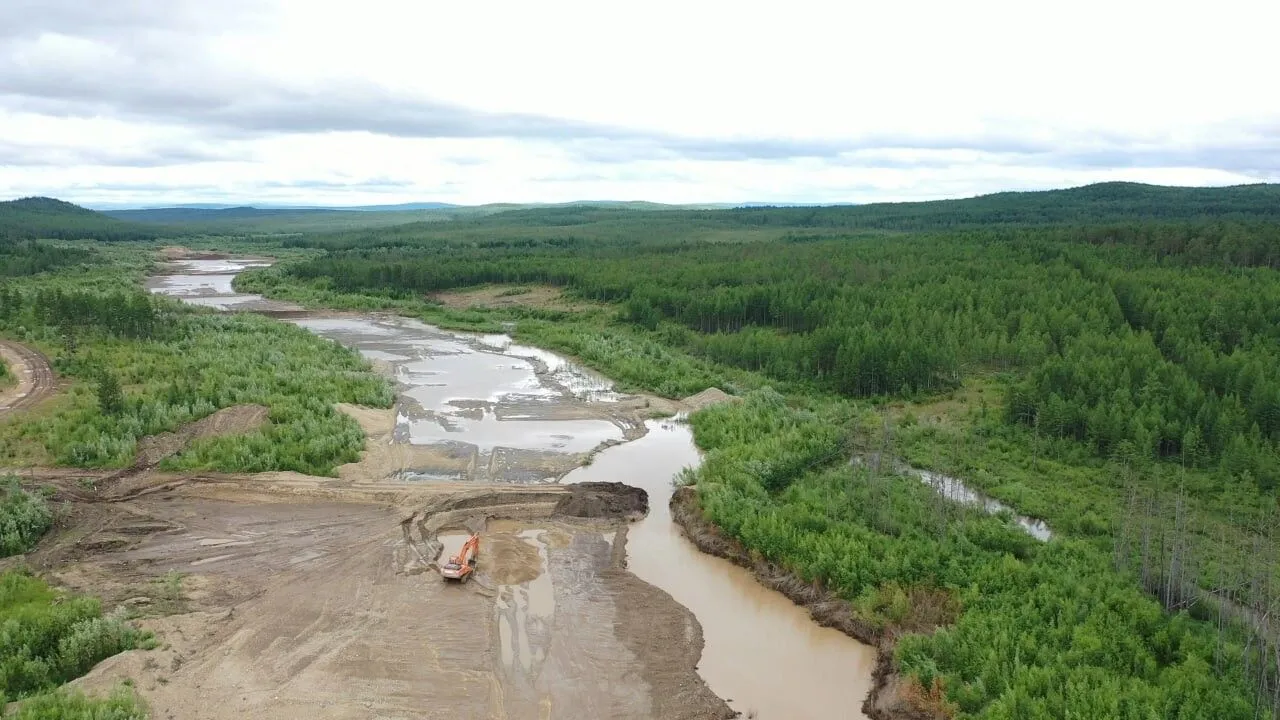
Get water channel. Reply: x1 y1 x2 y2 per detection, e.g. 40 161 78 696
149 256 878 719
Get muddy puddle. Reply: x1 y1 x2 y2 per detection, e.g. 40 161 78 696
565 419 877 720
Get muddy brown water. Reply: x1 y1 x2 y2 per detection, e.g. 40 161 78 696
565 420 876 719
149 258 878 719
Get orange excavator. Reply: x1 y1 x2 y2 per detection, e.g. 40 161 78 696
440 534 479 582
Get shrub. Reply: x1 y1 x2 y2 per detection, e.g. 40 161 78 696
0 572 150 703
0 478 52 557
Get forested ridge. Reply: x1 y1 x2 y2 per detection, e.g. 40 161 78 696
282 181 1280 251
243 183 1280 718
0 198 162 242
721 181 1280 230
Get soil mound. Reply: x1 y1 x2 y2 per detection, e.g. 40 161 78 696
555 481 648 519
681 387 740 411
134 404 269 467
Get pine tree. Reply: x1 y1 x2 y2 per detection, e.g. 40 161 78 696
96 371 124 416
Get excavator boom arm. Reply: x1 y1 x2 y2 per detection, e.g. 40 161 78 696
440 534 480 581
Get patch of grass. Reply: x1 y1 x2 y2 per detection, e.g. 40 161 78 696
5 684 146 719
145 570 186 615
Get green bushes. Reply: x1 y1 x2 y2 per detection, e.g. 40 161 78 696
0 571 150 704
1 310 393 475
6 686 146 719
0 479 52 557
687 394 1267 719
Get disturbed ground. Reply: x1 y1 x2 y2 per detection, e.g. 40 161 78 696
0 340 55 416
432 285 602 313
19 471 731 720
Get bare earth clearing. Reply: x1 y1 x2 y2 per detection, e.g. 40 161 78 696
6 379 731 718
16 462 729 720
432 285 602 313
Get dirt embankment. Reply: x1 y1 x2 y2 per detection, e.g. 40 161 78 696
670 486 949 720
397 481 649 574
134 404 269 467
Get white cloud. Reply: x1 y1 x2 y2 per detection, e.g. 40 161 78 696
0 0 1276 206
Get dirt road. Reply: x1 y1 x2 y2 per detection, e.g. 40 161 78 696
0 340 55 414
26 472 731 720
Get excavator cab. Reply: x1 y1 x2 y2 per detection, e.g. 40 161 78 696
440 534 479 582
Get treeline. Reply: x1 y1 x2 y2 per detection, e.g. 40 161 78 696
0 287 162 340
1047 221 1280 269
0 239 96 277
282 182 1280 253
0 198 160 242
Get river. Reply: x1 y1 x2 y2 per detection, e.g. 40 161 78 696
149 255 877 719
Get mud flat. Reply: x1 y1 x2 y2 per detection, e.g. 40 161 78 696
149 258 667 485
32 474 731 720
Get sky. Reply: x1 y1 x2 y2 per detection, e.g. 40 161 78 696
1 0 1277 208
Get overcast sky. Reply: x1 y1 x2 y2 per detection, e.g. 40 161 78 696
1 0 1277 207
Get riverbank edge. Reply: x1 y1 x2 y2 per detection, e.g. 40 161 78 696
670 486 938 720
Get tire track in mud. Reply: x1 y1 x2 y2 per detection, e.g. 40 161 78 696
0 340 55 414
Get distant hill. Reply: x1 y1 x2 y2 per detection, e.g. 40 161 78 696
340 202 460 211
722 182 1280 230
107 207 349 223
103 200 714 233
104 205 465 234
0 197 162 241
